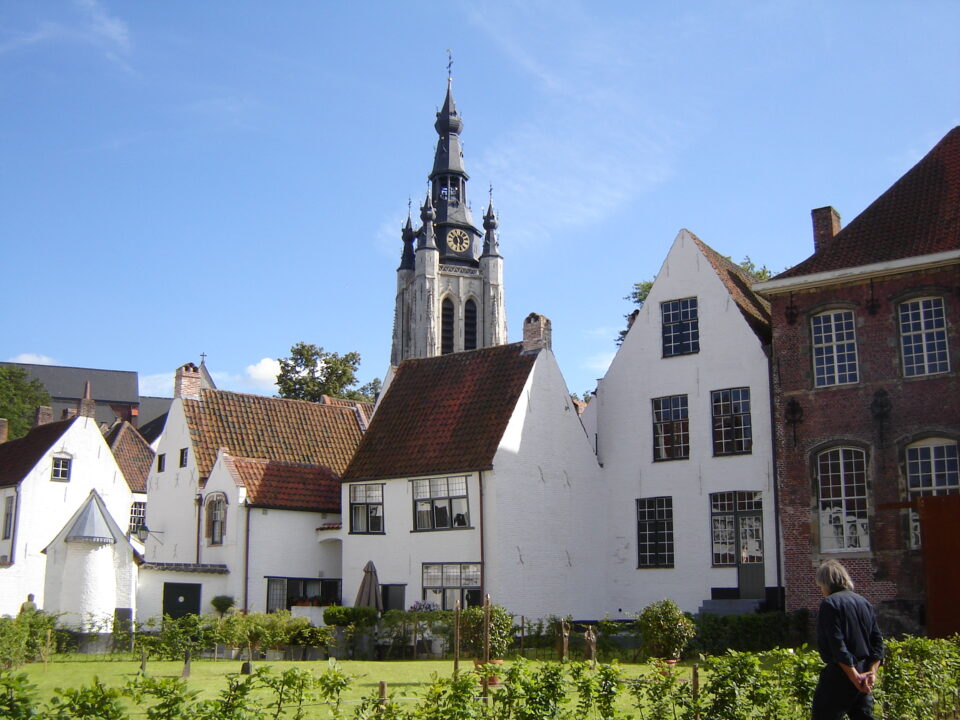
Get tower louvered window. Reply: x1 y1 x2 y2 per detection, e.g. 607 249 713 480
441 298 455 354
464 299 477 350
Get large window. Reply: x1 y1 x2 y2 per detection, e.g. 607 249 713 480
906 439 959 548
636 497 674 568
412 476 469 530
711 388 752 455
422 562 481 610
129 501 146 535
899 298 950 377
349 483 384 534
2 496 13 540
811 311 859 387
653 395 689 460
205 494 226 546
661 298 699 357
464 299 478 351
266 577 341 612
709 491 763 566
441 298 455 355
51 456 71 482
817 447 869 551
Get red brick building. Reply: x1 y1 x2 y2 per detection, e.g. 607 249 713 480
756 127 960 635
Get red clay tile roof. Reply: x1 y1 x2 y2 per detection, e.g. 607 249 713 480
691 234 772 344
182 389 364 481
344 343 537 481
777 126 960 279
0 418 76 487
320 396 375 428
105 421 154 494
223 454 341 512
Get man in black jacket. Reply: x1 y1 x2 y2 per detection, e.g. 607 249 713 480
812 560 884 720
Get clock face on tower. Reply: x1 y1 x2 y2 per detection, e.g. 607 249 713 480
446 228 471 253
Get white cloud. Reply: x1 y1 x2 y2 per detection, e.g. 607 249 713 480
244 358 280 390
7 353 57 365
139 372 173 397
76 0 131 55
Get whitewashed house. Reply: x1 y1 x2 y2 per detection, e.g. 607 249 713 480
0 408 136 624
590 229 777 615
340 315 604 619
138 363 365 620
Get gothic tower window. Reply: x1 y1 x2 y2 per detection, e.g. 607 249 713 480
441 298 455 355
464 299 477 350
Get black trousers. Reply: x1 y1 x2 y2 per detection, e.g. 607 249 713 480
811 663 876 720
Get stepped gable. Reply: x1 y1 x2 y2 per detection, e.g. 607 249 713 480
777 126 960 279
223 454 340 513
182 389 364 482
344 343 537 481
0 418 76 487
105 421 154 493
691 233 772 344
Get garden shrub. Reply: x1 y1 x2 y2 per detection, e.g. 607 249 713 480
693 609 810 655
460 604 515 659
635 599 696 659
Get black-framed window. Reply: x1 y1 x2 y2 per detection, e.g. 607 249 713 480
412 476 469 530
381 584 406 612
51 456 71 482
661 298 699 357
653 395 689 460
266 577 341 612
709 491 763 566
811 310 858 387
205 494 226 546
179 448 189 467
350 483 384 533
637 497 674 568
906 439 959 548
464 299 478 351
422 562 481 610
129 501 146 535
817 447 869 552
899 298 950 377
2 496 13 540
711 388 752 455
157 454 166 472
441 298 455 355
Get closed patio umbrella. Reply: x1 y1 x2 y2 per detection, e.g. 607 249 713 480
354 560 383 611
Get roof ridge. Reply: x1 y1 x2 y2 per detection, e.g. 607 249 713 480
196 387 359 412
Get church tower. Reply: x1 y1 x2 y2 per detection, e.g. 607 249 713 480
391 78 507 365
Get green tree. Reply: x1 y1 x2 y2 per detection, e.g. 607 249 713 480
275 343 380 402
0 367 51 440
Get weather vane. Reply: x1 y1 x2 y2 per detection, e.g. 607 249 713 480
447 49 453 78
489 183 493 203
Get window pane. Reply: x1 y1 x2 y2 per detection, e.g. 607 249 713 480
442 563 461 586
422 564 442 587
368 505 383 532
818 447 869 551
461 564 481 586
812 311 859 387
416 500 432 529
451 498 469 527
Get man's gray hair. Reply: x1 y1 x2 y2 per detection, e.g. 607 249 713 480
816 560 855 593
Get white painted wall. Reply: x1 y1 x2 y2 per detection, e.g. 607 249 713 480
137 567 229 621
594 230 777 615
485 350 604 619
0 417 133 616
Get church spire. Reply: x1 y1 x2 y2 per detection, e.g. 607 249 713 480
399 206 415 270
482 188 500 257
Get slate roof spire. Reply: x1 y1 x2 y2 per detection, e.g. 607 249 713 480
399 209 415 270
482 190 500 257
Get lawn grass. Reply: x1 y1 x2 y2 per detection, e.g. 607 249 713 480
16 654 679 716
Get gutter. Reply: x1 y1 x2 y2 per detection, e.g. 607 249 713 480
478 470 486 599
767 350 785 608
243 502 251 612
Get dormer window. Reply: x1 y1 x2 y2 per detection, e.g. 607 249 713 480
51 455 72 482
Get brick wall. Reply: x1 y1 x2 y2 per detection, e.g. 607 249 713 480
770 265 960 634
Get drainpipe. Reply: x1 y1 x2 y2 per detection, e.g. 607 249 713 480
768 352 784 609
8 486 21 565
195 493 203 564
478 471 486 599
243 503 251 612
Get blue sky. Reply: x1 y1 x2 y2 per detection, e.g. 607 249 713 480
2 1 958 399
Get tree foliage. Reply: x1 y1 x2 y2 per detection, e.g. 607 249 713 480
0 367 51 440
275 343 380 403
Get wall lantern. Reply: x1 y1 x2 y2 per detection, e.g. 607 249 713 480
784 398 804 446
784 294 799 325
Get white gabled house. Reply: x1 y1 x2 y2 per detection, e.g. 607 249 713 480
340 315 604 619
0 409 136 624
138 363 365 620
591 229 777 615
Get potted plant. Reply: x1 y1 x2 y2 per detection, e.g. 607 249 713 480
461 603 514 684
635 599 696 664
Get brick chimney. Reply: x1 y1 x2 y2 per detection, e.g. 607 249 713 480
812 206 842 252
174 363 202 400
522 313 552 352
34 406 53 426
0 419 7 444
78 381 97 418
61 408 78 420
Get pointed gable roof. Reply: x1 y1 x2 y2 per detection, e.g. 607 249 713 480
777 126 960 279
43 490 134 553
690 233 772 344
105 421 154 494
344 343 537 481
182 389 364 481
222 454 340 512
0 418 76 487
